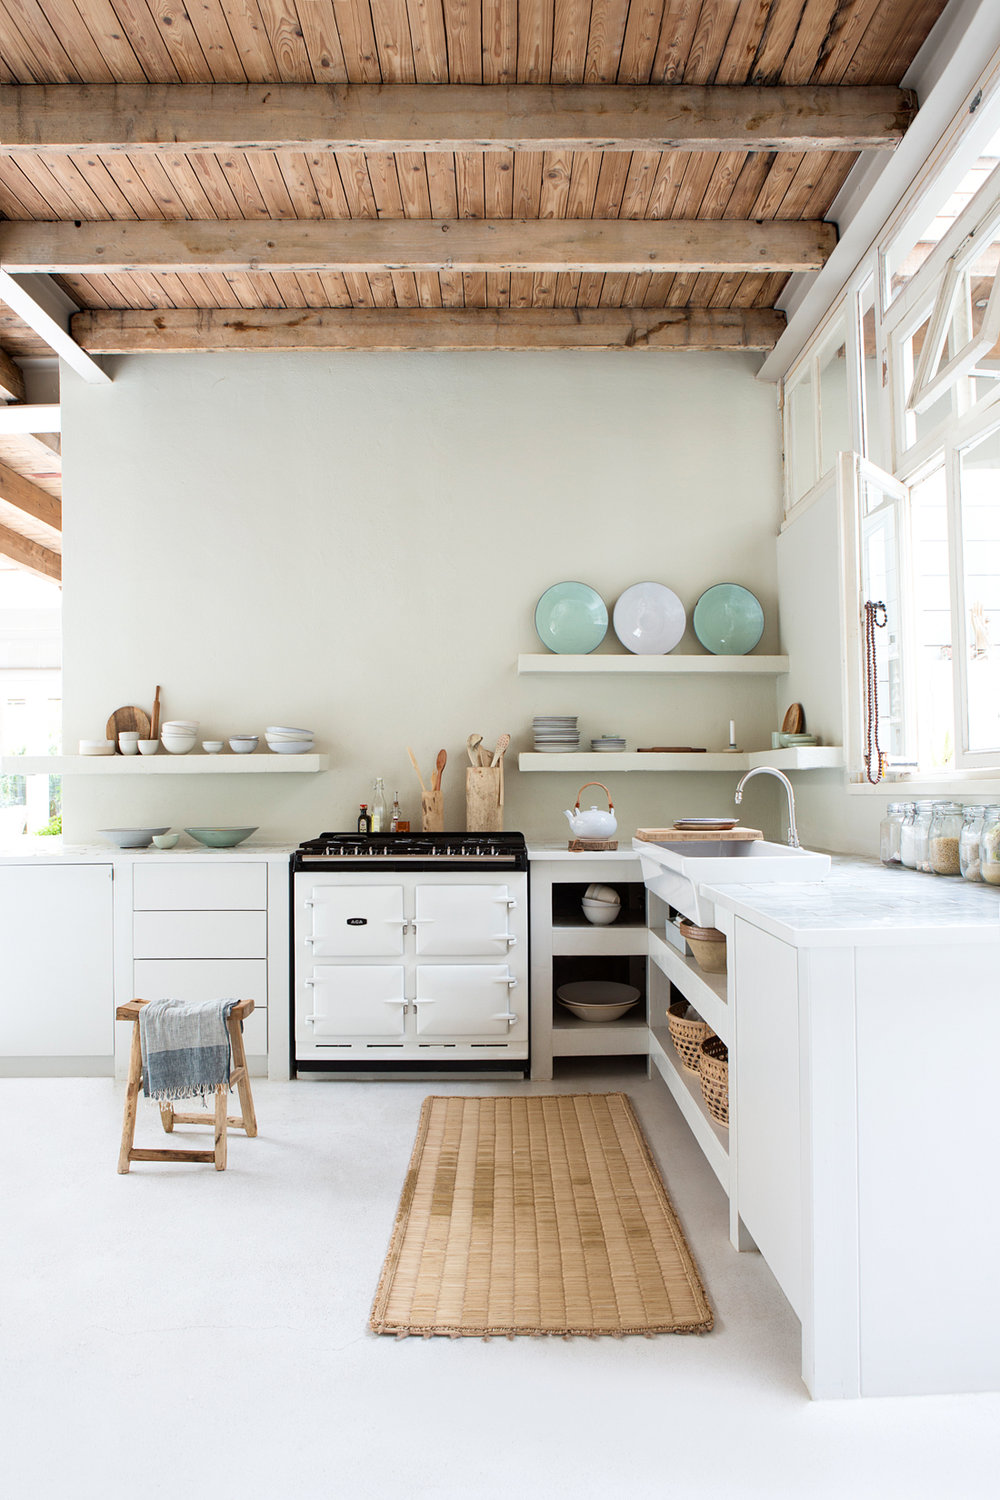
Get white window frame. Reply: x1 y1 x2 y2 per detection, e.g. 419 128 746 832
943 408 1000 768
908 203 1000 417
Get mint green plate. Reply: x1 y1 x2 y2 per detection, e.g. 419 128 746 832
534 582 608 654
185 826 258 848
692 584 764 655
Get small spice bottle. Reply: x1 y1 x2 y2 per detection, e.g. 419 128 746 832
960 806 986 881
912 801 935 873
879 802 906 866
899 802 918 868
929 801 963 875
980 806 1000 886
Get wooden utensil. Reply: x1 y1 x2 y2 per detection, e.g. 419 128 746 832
407 746 427 792
106 705 151 750
432 748 447 791
782 703 805 734
637 746 706 753
150 685 161 741
490 732 510 768
466 734 482 767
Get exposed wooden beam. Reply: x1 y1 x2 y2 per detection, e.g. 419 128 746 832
0 403 60 434
71 306 786 354
3 219 836 276
0 271 109 384
0 347 24 402
0 458 61 531
0 83 917 154
0 518 60 580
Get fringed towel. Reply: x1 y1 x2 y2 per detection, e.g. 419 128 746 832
139 998 238 1103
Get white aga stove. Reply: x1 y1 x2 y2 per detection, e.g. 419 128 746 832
291 832 529 1076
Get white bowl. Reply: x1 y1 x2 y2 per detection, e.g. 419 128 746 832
581 899 620 926
202 740 224 753
79 740 115 755
584 883 620 904
161 735 196 755
137 739 159 755
161 720 197 730
98 827 170 849
265 725 312 737
266 738 313 754
151 832 180 849
556 981 641 1022
229 737 258 753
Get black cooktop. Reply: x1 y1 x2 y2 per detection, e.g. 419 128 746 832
293 831 528 869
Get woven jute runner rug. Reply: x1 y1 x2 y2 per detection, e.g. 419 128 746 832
370 1093 713 1338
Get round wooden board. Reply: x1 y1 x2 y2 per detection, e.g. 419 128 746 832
106 705 151 749
781 702 805 733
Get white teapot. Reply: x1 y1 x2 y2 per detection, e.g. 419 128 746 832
564 782 617 840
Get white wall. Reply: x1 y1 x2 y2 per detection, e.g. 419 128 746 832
60 351 784 845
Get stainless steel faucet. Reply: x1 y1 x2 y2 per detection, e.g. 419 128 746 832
735 766 801 848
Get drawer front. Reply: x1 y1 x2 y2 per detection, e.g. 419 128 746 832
133 862 266 911
133 910 267 959
133 962 269 1057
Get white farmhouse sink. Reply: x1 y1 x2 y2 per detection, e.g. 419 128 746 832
635 837 831 927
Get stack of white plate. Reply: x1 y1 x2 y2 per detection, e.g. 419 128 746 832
591 735 626 752
265 725 315 755
533 715 579 752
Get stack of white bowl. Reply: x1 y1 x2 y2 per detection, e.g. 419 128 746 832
160 720 198 754
581 882 621 925
265 725 314 755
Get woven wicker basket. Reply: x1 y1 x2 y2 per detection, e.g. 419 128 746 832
699 1035 730 1126
666 1000 710 1073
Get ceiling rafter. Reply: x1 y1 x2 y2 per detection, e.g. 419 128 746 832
0 83 917 155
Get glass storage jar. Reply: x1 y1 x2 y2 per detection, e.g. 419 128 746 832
981 806 1000 886
899 802 918 868
929 801 963 875
879 802 906 866
912 801 935 873
960 806 986 881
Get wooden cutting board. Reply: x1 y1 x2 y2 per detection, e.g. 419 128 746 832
635 826 763 842
636 746 707 753
106 704 151 749
781 702 805 733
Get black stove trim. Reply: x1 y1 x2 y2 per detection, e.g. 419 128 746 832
291 829 528 872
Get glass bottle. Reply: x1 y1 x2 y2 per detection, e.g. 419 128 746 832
959 805 986 881
390 791 401 833
357 803 371 834
898 802 918 868
879 802 906 866
371 778 387 834
980 806 1000 886
929 801 963 875
912 801 935 873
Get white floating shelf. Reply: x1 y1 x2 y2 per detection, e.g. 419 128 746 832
551 1013 650 1057
648 1024 729 1189
1 753 330 775
648 931 729 1043
517 653 789 674
519 748 844 773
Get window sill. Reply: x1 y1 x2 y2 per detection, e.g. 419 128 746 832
846 770 1000 797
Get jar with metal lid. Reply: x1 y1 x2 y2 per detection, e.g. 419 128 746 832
981 806 1000 886
898 802 918 868
913 801 936 873
929 801 963 875
959 806 986 881
879 802 906 866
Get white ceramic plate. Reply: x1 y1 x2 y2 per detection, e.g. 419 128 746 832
613 581 686 655
672 818 740 829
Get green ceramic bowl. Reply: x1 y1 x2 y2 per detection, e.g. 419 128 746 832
692 583 764 655
184 826 258 848
534 581 608 654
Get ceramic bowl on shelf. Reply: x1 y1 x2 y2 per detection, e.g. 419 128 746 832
556 980 641 1022
161 720 197 731
137 739 159 755
79 739 115 756
581 898 620 926
98 827 170 849
184 826 259 848
229 736 258 754
202 740 224 753
265 739 314 754
265 726 313 739
160 734 196 755
151 832 180 849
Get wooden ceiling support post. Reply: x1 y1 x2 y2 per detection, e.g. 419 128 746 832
0 518 60 580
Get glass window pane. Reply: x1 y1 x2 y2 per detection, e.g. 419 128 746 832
959 427 1000 752
861 504 906 759
902 310 953 447
819 328 851 474
885 126 1000 305
860 278 889 470
909 465 955 768
785 365 816 506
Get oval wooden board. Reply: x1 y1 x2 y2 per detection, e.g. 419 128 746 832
106 705 151 749
781 702 805 733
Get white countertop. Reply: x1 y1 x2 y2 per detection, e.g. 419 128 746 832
0 839 297 864
526 842 641 861
706 855 1000 946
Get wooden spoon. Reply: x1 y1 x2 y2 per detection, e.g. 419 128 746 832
467 734 483 767
407 745 426 792
490 732 510 768
433 748 447 791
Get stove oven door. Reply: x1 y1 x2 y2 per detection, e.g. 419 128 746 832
305 965 406 1040
305 885 406 958
414 964 524 1041
413 885 517 958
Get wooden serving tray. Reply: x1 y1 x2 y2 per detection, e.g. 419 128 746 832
635 826 763 843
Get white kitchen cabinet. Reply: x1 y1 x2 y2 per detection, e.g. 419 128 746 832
0 863 114 1072
133 909 268 960
133 958 268 1057
133 861 266 911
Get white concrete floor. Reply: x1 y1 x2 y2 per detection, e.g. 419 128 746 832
2 1059 997 1500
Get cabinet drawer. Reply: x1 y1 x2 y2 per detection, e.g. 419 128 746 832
133 910 267 959
133 862 266 911
134 961 267 1055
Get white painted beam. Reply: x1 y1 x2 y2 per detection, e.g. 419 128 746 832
0 270 110 385
0 403 60 433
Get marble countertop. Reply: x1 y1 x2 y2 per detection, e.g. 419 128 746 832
0 840 297 864
706 854 1000 946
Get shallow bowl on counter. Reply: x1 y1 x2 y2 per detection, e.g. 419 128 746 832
184 826 258 848
229 736 258 754
98 827 170 849
265 738 314 754
151 832 180 849
80 739 116 756
556 980 641 1022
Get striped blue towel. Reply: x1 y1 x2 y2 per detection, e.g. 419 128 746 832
139 998 238 1103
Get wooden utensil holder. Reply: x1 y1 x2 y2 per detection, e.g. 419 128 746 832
421 790 444 833
466 766 503 832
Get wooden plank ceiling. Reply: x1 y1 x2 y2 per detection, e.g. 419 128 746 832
0 0 948 361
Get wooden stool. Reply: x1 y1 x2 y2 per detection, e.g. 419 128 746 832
117 998 258 1174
